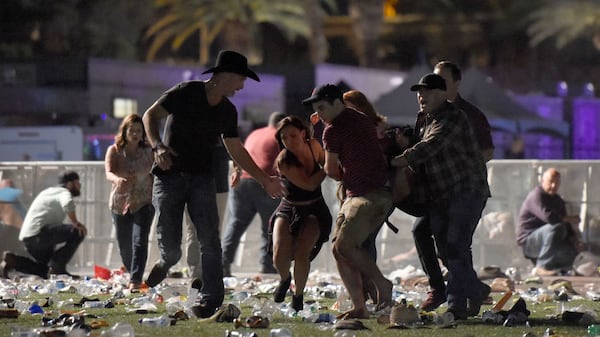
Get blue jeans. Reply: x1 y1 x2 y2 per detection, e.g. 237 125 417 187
112 204 154 283
153 171 223 307
221 178 279 269
524 222 578 270
429 191 487 311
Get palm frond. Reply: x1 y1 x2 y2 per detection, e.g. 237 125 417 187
146 26 181 61
144 0 312 61
527 0 600 48
172 22 204 50
144 13 181 38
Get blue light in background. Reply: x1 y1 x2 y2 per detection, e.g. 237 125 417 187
583 83 595 98
556 81 568 97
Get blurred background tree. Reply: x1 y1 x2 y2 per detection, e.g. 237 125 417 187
144 0 331 65
527 0 600 50
1 0 599 93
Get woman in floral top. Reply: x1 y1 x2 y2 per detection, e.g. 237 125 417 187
105 114 154 290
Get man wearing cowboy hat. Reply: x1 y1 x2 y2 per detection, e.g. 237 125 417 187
142 50 283 318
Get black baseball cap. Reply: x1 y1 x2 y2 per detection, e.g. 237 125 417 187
302 84 343 105
410 73 447 91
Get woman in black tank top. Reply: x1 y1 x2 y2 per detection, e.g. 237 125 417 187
269 116 332 312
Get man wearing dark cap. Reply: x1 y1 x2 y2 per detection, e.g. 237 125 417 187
142 50 283 318
390 73 490 320
303 84 394 319
0 171 87 279
408 61 495 313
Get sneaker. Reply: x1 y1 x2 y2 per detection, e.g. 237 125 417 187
467 283 491 317
420 290 447 312
48 266 80 280
0 251 16 278
273 274 292 303
191 300 217 319
145 262 168 288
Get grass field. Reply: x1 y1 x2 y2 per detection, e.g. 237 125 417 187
1 278 598 337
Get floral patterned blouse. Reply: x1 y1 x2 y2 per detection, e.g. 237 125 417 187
108 145 153 215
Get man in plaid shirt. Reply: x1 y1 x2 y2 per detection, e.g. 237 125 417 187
391 73 490 320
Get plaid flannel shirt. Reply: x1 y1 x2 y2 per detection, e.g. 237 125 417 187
403 101 490 201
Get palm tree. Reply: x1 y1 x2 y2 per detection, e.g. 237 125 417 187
527 0 600 50
144 0 311 65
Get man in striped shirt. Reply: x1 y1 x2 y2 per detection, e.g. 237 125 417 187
303 84 394 319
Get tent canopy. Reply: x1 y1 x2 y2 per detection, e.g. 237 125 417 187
374 67 569 138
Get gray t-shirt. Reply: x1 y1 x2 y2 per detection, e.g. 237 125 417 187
19 186 75 240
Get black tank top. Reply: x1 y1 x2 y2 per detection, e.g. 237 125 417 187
281 141 323 202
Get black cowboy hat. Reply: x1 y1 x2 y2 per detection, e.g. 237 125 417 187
201 50 260 82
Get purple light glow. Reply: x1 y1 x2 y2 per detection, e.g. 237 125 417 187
557 81 568 97
572 98 600 159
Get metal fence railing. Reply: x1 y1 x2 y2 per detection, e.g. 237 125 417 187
1 160 599 275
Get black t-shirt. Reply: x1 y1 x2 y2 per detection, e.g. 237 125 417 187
157 81 238 174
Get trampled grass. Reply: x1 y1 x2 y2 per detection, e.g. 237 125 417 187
1 287 598 337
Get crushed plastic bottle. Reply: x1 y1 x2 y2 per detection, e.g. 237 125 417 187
83 300 103 308
270 327 293 337
67 328 87 337
139 314 173 327
335 286 351 312
587 290 600 301
588 324 600 336
100 322 135 337
296 309 313 321
13 300 30 313
156 284 187 299
186 287 198 310
223 277 239 289
16 284 31 297
434 311 455 326
333 331 356 337
225 330 258 337
312 312 336 323
165 296 185 315
10 325 37 337
252 299 277 319
505 267 521 282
